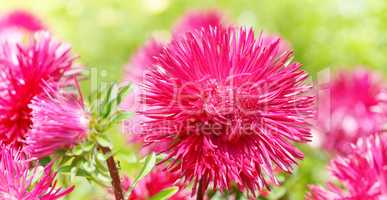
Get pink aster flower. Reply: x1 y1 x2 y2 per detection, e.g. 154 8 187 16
0 10 44 32
307 133 387 199
123 10 223 110
317 69 386 155
172 10 291 56
0 147 73 199
0 32 76 146
126 10 223 85
125 167 190 200
0 10 44 45
124 39 164 84
122 40 164 149
135 26 315 196
26 85 89 158
172 10 223 37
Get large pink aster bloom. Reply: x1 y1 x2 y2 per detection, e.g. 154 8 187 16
307 134 387 199
125 167 190 200
317 69 386 155
26 85 89 158
0 32 75 146
124 11 223 150
125 12 290 157
135 26 315 195
0 147 73 199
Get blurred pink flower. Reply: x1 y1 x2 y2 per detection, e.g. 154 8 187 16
317 69 386 155
307 134 387 199
0 10 44 32
125 39 164 84
0 147 73 199
0 10 44 45
173 10 290 54
0 32 76 146
26 85 89 158
126 167 190 200
126 10 223 86
172 10 223 37
122 40 165 151
135 26 315 196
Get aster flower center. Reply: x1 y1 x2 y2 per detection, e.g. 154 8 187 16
178 78 262 141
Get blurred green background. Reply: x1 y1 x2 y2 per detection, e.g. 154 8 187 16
1 0 386 199
1 0 386 81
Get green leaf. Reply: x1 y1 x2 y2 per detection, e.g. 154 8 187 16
267 186 287 200
101 84 119 117
137 153 157 179
59 165 73 173
102 101 114 118
149 186 179 200
117 84 131 105
57 152 73 165
88 88 102 107
111 111 133 123
95 172 111 185
82 142 95 152
70 167 78 182
103 84 117 104
39 156 52 166
130 153 157 192
81 161 96 173
96 135 112 148
76 168 90 177
95 152 108 172
72 144 84 155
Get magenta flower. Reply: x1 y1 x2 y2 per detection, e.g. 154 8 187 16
122 39 164 146
135 26 315 195
317 69 386 154
0 10 44 46
127 167 190 200
172 10 223 37
0 32 76 146
125 39 164 84
26 86 89 158
124 11 223 142
125 12 291 158
0 147 73 199
0 10 44 32
307 134 387 199
124 10 224 111
172 10 291 56
126 10 223 85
